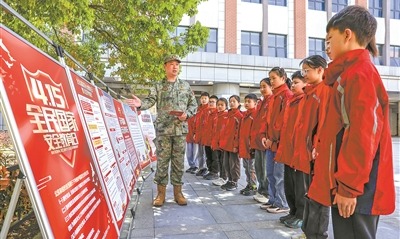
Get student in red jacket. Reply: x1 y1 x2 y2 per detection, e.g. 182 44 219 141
220 95 243 191
251 78 273 204
185 116 199 173
238 93 258 196
261 67 293 214
211 97 229 186
194 92 209 176
275 70 306 227
309 6 395 239
289 55 331 237
202 95 219 180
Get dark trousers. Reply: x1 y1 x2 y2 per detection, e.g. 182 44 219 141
223 151 240 182
331 207 379 239
205 145 213 170
216 150 226 179
207 147 219 174
284 165 307 219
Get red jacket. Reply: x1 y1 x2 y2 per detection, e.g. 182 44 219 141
211 110 228 150
219 108 243 153
308 49 395 215
291 82 330 174
275 93 304 165
194 104 208 144
201 108 218 146
239 108 257 159
267 84 293 152
186 116 196 143
251 95 273 151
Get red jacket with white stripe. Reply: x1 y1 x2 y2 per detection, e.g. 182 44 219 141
201 108 218 146
239 108 257 159
211 110 228 150
193 104 208 144
251 95 273 151
308 49 395 215
219 108 243 153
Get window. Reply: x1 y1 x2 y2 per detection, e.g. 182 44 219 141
0 112 5 130
390 45 400 66
372 44 383 65
308 0 325 11
369 0 383 17
309 38 327 59
268 34 287 57
391 0 400 19
241 31 261 55
198 28 218 53
332 0 347 12
171 26 189 44
269 0 287 6
242 0 261 3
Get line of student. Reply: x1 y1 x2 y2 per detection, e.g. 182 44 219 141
184 6 395 239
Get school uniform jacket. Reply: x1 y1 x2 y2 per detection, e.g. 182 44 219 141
266 84 293 152
275 93 305 165
201 108 218 146
193 104 208 144
291 82 330 174
186 116 196 143
238 108 257 159
251 95 273 151
308 49 395 215
211 110 228 150
219 108 243 153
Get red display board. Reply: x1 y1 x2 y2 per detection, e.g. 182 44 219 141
0 26 119 238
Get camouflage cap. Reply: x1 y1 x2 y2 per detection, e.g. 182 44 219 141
164 54 181 64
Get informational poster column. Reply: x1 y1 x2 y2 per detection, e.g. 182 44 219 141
0 26 119 238
138 110 157 162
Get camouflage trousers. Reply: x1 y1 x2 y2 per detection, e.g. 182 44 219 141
153 135 186 186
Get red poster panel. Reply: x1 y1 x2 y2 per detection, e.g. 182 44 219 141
114 101 141 181
138 110 157 162
68 71 129 228
96 89 135 195
123 105 151 169
0 27 119 238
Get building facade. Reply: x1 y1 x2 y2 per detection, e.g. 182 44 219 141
175 0 400 135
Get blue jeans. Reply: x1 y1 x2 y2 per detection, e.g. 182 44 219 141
185 142 198 168
266 150 288 208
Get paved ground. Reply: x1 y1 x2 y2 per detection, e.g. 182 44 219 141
121 138 400 239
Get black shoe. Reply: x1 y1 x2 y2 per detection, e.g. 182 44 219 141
196 168 208 176
242 186 257 196
221 181 231 190
279 214 295 223
190 167 199 174
284 218 303 229
226 181 237 191
239 184 251 194
185 167 194 173
204 173 219 180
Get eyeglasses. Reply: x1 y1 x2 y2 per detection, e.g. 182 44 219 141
209 101 217 104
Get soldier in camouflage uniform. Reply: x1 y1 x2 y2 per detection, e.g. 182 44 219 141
127 55 197 206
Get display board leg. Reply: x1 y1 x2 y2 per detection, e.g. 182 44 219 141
0 177 23 239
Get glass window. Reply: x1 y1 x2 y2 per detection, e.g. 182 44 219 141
308 0 325 11
390 45 400 66
332 0 347 12
391 0 400 19
198 28 218 53
171 26 189 45
268 34 287 57
369 0 383 17
372 44 384 65
242 0 261 3
241 31 261 55
309 38 327 59
269 0 287 6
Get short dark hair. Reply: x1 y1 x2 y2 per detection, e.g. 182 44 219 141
245 93 258 101
291 70 306 82
260 77 272 87
200 92 210 97
210 95 218 101
300 55 327 69
326 5 378 56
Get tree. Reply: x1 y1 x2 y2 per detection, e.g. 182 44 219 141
1 0 209 84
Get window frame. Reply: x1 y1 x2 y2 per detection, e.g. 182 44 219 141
308 37 327 59
390 45 400 66
268 0 287 6
268 33 287 58
332 0 348 13
241 31 262 56
308 0 326 11
391 0 400 19
369 0 383 17
197 28 218 53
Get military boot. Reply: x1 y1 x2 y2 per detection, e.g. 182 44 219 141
153 184 166 207
173 185 187 206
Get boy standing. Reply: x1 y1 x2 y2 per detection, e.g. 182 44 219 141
308 5 395 238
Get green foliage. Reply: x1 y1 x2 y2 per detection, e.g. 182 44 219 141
1 0 209 84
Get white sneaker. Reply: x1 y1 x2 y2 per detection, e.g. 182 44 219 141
291 233 307 239
253 193 269 203
212 178 226 186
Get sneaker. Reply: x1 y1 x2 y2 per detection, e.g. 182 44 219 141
267 206 290 214
284 218 303 229
221 181 231 190
226 181 237 191
253 193 269 204
185 167 194 173
239 184 251 194
212 178 226 186
195 168 207 176
242 186 257 196
204 173 219 180
260 202 273 210
279 214 295 223
190 167 199 174
291 233 307 239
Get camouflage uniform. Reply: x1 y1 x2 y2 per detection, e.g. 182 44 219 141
140 78 197 185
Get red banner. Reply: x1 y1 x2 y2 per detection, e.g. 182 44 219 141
0 27 119 238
